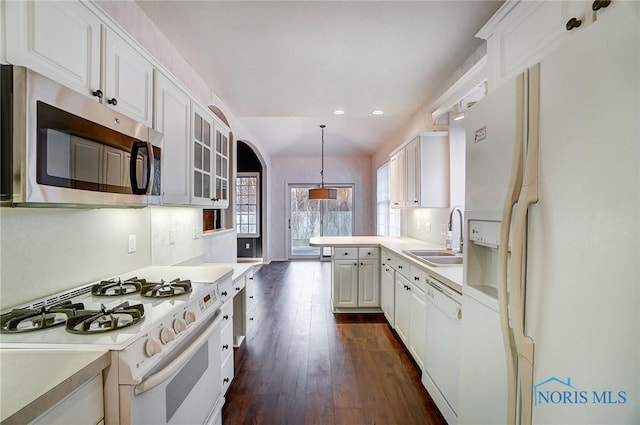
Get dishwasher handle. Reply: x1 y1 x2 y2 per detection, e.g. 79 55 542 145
134 309 223 396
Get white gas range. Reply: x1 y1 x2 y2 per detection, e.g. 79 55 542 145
0 265 234 425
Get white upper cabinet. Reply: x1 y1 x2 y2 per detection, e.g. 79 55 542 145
390 132 449 208
4 1 101 97
479 0 604 90
190 102 215 206
103 28 154 127
4 1 153 127
212 121 231 208
155 71 191 205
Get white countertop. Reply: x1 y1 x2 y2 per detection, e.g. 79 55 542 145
310 236 463 293
0 349 110 424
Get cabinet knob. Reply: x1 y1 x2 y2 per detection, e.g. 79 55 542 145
211 198 219 202
398 265 402 269
221 291 228 297
592 0 611 11
107 97 118 106
414 276 420 281
222 344 229 350
354 263 358 266
250 317 254 321
457 307 463 320
223 314 229 320
223 378 230 383
249 295 254 299
235 287 241 291
566 17 582 31
92 89 103 98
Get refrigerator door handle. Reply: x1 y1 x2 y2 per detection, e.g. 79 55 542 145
498 71 526 425
509 63 541 425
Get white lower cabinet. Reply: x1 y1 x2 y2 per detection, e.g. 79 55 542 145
332 248 380 310
31 374 103 425
408 280 427 370
380 263 395 326
219 277 234 394
394 273 411 345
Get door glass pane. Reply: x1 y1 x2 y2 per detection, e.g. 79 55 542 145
289 185 353 258
290 187 321 257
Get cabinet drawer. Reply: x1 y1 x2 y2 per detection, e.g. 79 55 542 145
219 278 233 303
221 353 234 394
334 247 358 259
409 265 428 293
221 299 233 325
221 320 233 359
358 247 379 259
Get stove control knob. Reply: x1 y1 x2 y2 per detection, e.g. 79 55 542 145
160 327 176 345
144 339 162 357
184 310 196 325
173 318 187 334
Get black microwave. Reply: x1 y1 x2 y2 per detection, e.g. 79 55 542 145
1 65 162 207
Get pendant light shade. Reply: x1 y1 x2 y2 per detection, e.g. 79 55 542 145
309 125 337 200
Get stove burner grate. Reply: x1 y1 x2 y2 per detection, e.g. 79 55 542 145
66 301 145 334
140 278 192 298
92 277 144 296
0 300 86 333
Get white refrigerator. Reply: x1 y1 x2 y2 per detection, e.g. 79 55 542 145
458 2 639 424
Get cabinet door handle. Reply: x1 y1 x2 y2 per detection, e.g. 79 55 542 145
223 378 230 384
592 0 611 11
398 265 402 269
250 317 254 321
92 89 103 98
414 276 420 281
249 296 254 299
566 17 582 31
222 344 229 350
107 97 118 106
235 287 241 291
221 291 228 297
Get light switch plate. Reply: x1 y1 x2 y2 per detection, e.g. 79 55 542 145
128 234 136 253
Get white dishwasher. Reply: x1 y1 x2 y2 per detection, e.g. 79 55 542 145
422 277 462 425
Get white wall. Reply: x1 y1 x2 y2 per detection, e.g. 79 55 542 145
268 155 373 261
0 208 151 310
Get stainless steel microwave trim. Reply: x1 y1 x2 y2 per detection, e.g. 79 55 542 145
4 66 163 207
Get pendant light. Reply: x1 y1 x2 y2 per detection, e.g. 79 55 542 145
309 125 337 200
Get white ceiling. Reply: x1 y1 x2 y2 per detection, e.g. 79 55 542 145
136 1 503 157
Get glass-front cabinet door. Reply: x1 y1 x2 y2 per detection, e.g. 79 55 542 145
190 102 214 205
212 122 230 208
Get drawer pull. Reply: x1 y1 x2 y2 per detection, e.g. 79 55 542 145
222 344 229 350
566 17 582 31
223 378 230 384
223 314 229 320
592 0 611 11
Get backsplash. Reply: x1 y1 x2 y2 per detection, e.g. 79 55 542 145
149 206 204 266
0 207 151 310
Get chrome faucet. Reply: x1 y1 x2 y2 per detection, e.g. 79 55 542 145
448 207 464 254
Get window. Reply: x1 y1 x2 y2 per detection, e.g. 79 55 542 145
236 172 259 236
377 162 400 237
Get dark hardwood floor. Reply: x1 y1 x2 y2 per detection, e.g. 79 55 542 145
222 261 446 425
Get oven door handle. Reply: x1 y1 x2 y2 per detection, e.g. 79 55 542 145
134 309 223 396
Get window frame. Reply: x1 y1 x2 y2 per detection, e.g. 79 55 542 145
235 172 260 237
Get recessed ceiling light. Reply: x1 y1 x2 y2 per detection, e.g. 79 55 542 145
372 110 384 115
333 110 345 115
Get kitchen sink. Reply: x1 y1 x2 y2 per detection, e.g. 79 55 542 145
404 250 456 257
421 256 463 266
403 250 463 267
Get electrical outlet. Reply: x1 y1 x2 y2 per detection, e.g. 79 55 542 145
441 224 447 235
417 221 422 230
426 222 431 232
245 243 250 249
193 227 199 240
169 229 176 245
128 234 136 253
